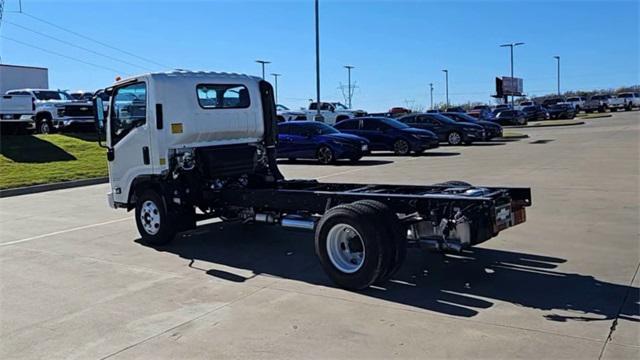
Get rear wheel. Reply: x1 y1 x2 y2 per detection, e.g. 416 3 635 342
135 189 178 246
352 200 406 284
447 131 462 145
393 139 410 155
317 146 334 164
315 204 388 290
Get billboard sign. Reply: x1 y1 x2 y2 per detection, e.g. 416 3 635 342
501 76 523 96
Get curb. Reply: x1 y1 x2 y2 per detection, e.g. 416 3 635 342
0 177 109 198
506 121 585 129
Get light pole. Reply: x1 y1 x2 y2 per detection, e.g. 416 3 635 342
554 56 560 96
314 0 322 121
499 42 524 107
429 83 434 110
344 65 354 108
255 60 270 79
271 73 281 104
442 70 449 109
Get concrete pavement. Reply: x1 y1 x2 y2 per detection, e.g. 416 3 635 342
1 112 638 359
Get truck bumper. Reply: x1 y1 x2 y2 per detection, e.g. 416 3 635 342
52 116 94 128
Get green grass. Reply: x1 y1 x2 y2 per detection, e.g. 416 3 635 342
576 113 613 119
0 133 107 189
501 131 528 139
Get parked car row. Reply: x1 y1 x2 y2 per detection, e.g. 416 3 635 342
276 112 504 164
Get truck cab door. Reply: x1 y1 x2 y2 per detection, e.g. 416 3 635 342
106 81 152 204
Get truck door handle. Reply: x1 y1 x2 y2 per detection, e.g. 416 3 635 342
142 146 150 165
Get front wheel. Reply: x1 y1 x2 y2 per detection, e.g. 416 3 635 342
135 189 178 246
36 117 53 134
447 132 462 145
317 146 334 164
393 139 411 155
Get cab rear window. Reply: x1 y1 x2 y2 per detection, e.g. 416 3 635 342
197 84 250 109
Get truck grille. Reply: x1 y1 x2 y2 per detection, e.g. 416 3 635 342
64 105 94 117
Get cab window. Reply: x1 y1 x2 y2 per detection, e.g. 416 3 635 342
111 82 147 145
197 84 250 109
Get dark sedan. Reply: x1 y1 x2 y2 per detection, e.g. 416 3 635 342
521 105 550 121
333 117 439 155
547 103 576 119
441 112 503 140
493 110 527 126
398 113 486 145
277 122 369 164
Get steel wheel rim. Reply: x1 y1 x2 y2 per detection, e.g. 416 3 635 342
394 140 409 154
449 132 461 145
318 147 333 164
40 122 50 134
140 200 161 235
326 224 365 274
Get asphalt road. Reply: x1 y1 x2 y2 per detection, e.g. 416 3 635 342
1 112 638 359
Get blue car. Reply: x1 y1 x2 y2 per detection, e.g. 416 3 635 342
333 117 439 155
277 121 369 164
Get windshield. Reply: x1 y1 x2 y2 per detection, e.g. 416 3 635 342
380 118 410 129
33 90 71 101
617 93 632 98
332 103 348 110
567 97 581 101
306 122 339 135
445 113 478 123
276 104 290 111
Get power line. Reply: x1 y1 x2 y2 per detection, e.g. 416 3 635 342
1 35 124 74
17 11 168 69
5 20 153 71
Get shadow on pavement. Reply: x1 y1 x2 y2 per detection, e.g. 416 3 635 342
137 222 639 322
277 159 393 166
365 151 460 157
0 135 76 163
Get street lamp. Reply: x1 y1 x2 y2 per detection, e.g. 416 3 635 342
271 73 281 104
442 70 449 109
255 60 270 79
429 83 434 110
344 65 354 108
314 0 323 121
553 56 560 96
499 42 525 106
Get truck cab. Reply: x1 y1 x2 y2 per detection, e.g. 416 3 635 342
304 101 366 125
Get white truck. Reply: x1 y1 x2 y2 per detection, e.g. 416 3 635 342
583 94 625 113
617 92 640 110
0 94 35 132
90 71 531 290
302 102 366 125
566 96 587 113
6 89 94 134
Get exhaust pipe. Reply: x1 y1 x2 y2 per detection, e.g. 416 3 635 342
281 215 316 230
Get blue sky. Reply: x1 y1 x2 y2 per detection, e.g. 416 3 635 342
1 0 638 112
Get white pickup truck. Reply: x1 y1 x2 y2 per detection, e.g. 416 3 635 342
617 92 640 110
583 94 625 113
0 94 35 132
6 89 95 133
302 102 366 125
566 96 586 113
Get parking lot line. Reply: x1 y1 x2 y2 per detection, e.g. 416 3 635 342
0 217 130 247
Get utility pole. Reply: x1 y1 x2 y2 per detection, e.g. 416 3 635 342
442 70 449 109
554 56 560 96
344 65 354 108
255 60 270 79
499 42 524 107
429 83 434 110
271 73 281 104
314 0 323 121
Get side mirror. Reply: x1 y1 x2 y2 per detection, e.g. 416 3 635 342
93 97 108 149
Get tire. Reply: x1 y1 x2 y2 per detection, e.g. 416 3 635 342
317 145 334 164
315 204 387 290
447 131 462 145
352 200 406 284
575 106 581 113
135 189 178 246
36 115 53 134
393 139 411 155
